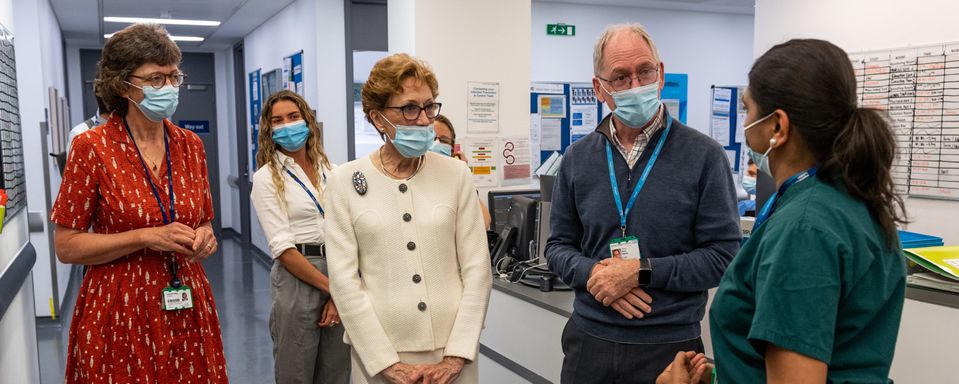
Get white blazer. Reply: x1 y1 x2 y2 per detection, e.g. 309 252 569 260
326 152 492 377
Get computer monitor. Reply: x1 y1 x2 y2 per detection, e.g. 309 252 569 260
488 189 540 234
505 196 539 262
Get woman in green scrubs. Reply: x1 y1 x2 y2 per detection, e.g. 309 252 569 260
657 39 907 383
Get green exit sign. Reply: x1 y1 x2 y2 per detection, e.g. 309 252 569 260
547 24 575 36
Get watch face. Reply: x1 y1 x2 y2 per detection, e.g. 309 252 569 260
639 268 652 286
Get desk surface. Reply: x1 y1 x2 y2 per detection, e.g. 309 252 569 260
905 285 959 310
491 278 574 317
492 277 959 315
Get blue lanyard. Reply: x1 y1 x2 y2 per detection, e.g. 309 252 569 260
605 117 672 237
123 118 175 224
754 167 818 229
284 166 325 217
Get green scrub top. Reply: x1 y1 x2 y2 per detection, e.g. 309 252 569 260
710 175 905 383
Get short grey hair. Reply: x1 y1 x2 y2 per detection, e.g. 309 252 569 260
593 23 661 76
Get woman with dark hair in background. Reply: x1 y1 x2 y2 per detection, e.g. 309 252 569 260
251 89 350 383
51 23 226 382
658 39 907 383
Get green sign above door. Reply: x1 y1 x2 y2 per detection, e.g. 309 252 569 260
547 24 575 36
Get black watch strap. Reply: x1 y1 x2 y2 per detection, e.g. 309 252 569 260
638 259 652 287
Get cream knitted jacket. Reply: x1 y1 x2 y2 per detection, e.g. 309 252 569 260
326 152 492 377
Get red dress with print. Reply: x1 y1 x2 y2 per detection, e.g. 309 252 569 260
51 115 227 383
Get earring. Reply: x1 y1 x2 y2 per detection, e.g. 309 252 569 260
769 138 777 147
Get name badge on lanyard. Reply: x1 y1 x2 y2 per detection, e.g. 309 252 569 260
606 116 672 259
123 118 193 311
284 166 325 216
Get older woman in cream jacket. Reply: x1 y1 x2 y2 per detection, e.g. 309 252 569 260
326 53 492 384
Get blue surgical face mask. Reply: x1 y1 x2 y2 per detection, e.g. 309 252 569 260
742 175 757 195
127 82 179 122
743 112 776 176
602 80 661 128
272 120 310 152
430 141 453 157
380 112 436 158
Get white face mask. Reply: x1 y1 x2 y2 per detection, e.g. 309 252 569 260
743 112 776 176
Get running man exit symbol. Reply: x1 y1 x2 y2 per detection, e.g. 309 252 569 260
547 24 575 36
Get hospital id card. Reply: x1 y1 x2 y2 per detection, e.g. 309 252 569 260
161 285 194 311
609 236 641 260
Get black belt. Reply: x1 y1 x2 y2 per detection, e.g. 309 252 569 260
295 243 326 257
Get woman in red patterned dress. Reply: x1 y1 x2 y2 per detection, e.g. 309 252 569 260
50 23 227 383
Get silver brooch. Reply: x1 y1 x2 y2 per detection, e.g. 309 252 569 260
353 171 368 195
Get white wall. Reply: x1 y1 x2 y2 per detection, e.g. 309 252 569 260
243 0 347 254
754 0 959 245
389 0 532 152
754 1 959 381
13 0 70 317
0 0 42 380
531 1 754 134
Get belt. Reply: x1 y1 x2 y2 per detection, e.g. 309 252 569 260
295 243 326 257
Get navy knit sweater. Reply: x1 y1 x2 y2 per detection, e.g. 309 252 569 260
545 113 741 344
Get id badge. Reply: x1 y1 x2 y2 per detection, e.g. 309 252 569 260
609 236 641 260
161 285 194 311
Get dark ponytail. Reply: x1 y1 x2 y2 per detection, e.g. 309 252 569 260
823 108 906 246
749 39 906 247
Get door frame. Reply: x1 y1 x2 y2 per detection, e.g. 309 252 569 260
233 42 252 243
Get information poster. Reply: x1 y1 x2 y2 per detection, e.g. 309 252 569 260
249 68 262 173
541 118 562 150
467 82 500 133
500 136 532 185
538 95 567 118
570 85 599 135
467 139 498 187
530 114 542 172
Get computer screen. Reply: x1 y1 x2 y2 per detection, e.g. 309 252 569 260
505 196 539 262
488 189 540 234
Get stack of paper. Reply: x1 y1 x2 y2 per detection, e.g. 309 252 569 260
903 246 959 282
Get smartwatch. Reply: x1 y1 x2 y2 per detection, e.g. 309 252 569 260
637 259 652 287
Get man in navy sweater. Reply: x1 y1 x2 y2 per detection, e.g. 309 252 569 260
545 23 740 383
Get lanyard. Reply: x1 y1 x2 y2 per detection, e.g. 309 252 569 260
754 166 818 229
605 117 672 237
283 166 325 217
123 118 181 287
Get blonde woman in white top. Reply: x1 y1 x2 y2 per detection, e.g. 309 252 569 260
326 54 492 384
251 90 350 384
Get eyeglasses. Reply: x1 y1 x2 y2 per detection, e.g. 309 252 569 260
385 102 442 121
597 68 659 92
129 72 187 89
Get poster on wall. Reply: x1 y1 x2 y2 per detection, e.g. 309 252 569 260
467 82 500 133
284 50 304 95
466 138 499 187
538 94 567 119
570 85 599 136
530 114 542 172
500 135 532 186
249 68 262 173
661 73 688 123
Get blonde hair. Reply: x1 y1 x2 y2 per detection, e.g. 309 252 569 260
255 90 331 207
361 53 439 136
593 23 661 76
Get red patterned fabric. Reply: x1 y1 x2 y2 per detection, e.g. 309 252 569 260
51 115 227 383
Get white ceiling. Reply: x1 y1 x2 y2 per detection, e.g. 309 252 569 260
535 0 756 15
51 0 296 50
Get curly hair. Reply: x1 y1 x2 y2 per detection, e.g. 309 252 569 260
256 90 331 208
361 53 439 138
95 23 181 117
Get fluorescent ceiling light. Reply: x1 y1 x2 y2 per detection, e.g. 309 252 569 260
104 33 204 42
104 16 221 27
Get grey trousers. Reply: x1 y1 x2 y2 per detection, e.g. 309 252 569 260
270 255 351 384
